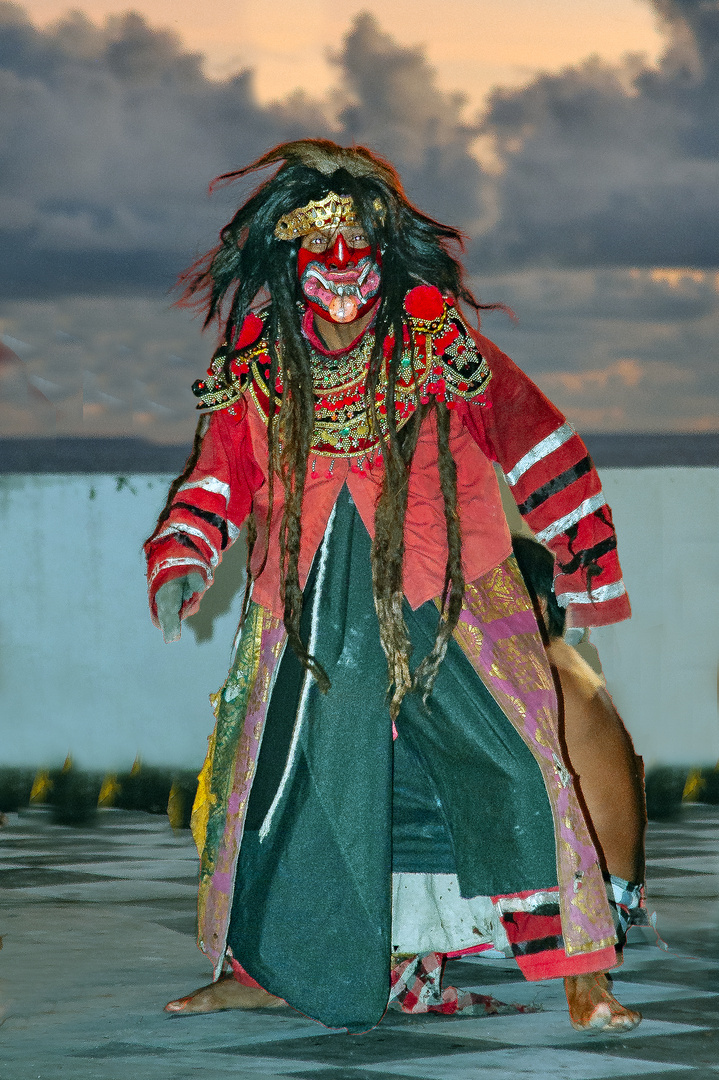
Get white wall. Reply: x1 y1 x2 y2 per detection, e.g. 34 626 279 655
592 468 719 768
0 473 248 771
1 468 717 770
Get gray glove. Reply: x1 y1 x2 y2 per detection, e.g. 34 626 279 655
155 572 205 642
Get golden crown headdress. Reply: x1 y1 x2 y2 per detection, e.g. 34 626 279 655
274 193 385 240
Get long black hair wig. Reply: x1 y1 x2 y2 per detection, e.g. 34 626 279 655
156 140 493 717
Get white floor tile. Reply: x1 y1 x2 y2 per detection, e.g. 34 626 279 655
647 855 719 871
648 875 719 897
362 1046 689 1078
410 1010 707 1047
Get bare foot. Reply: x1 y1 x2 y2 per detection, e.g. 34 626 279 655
165 974 285 1014
565 972 641 1033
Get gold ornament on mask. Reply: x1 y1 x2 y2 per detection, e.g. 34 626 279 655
274 192 385 240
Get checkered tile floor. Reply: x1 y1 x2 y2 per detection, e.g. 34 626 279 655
0 805 717 1080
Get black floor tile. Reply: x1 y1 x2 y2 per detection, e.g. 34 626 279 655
209 1029 502 1065
0 868 109 888
639 999 719 1025
294 1071 417 1080
579 1026 718 1067
73 1041 176 1058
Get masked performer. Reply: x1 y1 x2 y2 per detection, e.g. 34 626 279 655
145 140 639 1033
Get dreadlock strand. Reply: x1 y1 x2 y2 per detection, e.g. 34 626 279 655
253 337 281 581
373 593 413 722
274 301 330 692
238 509 258 628
370 400 426 717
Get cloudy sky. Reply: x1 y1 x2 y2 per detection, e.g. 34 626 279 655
1 0 718 440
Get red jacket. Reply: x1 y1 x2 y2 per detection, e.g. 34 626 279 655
146 296 630 629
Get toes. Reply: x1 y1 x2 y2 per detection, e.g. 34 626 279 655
609 1009 642 1032
164 997 191 1013
164 992 216 1014
572 1003 642 1034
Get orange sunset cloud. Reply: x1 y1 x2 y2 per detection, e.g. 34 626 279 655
21 0 664 108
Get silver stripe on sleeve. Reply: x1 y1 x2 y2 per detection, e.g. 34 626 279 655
154 524 220 567
495 891 560 914
504 422 575 487
176 475 242 543
177 475 231 503
535 493 606 543
148 556 211 588
557 580 626 607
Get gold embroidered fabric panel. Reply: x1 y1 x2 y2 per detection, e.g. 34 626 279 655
192 603 287 978
451 556 617 957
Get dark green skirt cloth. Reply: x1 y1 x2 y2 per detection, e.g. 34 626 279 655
228 486 556 1030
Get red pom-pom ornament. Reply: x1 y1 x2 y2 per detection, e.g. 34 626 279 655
434 324 459 354
404 285 445 322
233 312 264 350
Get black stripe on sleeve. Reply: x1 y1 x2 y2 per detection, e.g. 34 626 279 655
558 535 617 576
171 531 207 559
517 456 593 515
501 904 561 923
511 935 566 957
174 502 229 549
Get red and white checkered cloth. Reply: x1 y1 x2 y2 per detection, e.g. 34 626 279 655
388 952 535 1016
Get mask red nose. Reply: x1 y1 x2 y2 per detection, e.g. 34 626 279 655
326 232 350 270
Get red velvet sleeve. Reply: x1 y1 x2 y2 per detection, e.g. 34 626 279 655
460 331 631 628
144 407 264 627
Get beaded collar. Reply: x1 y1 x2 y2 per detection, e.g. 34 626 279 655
306 326 428 464
191 289 492 470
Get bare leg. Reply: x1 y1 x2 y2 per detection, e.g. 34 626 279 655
165 974 285 1014
564 972 641 1033
563 689 645 882
548 641 646 882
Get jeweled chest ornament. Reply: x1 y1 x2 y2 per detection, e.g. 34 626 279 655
191 292 492 470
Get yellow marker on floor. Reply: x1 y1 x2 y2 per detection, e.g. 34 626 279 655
98 774 121 807
167 782 184 831
29 770 53 804
682 768 706 802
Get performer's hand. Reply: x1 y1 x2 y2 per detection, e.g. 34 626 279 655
156 573 205 643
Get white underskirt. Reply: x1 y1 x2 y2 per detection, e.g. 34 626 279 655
391 872 511 956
